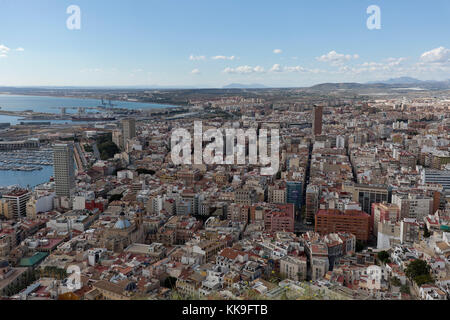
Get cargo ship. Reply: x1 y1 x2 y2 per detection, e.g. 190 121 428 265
71 116 116 122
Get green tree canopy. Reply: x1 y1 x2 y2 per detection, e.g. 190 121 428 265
414 274 434 286
136 168 156 175
109 194 123 203
390 276 401 287
400 284 410 294
405 259 430 279
162 276 178 289
405 259 434 286
355 240 365 252
377 251 390 264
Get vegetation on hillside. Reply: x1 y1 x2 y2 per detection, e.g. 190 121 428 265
405 259 434 286
96 133 120 160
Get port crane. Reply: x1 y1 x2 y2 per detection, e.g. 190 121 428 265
101 98 117 107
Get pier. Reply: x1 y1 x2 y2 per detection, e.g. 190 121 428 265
0 149 53 171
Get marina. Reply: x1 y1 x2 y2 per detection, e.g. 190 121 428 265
0 149 53 171
0 94 182 187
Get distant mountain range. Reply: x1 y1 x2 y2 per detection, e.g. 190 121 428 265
366 77 450 85
222 78 450 90
222 83 268 89
2 78 450 92
308 78 450 91
366 77 425 85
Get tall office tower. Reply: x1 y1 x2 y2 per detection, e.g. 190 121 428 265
286 181 302 212
121 118 136 145
53 143 76 197
312 105 323 136
305 185 319 224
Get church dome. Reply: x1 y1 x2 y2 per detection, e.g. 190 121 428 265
114 217 131 229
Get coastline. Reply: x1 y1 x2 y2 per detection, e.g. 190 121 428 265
0 92 186 110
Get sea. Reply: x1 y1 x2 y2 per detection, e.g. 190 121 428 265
0 94 178 188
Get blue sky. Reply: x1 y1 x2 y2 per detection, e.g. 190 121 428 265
0 0 449 87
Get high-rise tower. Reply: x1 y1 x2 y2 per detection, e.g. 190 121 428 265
312 105 323 136
53 143 75 197
121 118 136 145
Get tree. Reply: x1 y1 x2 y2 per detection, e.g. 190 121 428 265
414 274 434 286
400 284 410 294
405 259 434 286
109 194 123 203
390 276 401 287
192 214 210 224
377 251 390 264
356 240 365 252
280 290 289 300
162 276 178 289
96 133 119 160
98 141 119 160
405 259 430 280
137 168 155 175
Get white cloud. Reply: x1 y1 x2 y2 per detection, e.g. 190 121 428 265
0 44 10 54
359 58 405 68
420 47 450 63
385 57 406 66
267 64 325 74
316 50 359 65
270 64 282 72
211 55 236 60
284 65 308 73
189 55 206 61
191 68 200 75
223 65 265 74
273 49 283 54
0 45 25 58
335 56 409 76
253 66 264 73
0 45 10 57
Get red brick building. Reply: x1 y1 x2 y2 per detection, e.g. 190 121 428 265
264 203 295 233
315 209 370 241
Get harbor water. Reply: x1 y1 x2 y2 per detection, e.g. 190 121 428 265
0 94 177 187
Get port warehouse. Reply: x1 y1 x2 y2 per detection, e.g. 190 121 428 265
0 140 39 151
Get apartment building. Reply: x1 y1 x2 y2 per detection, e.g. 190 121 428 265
344 184 390 216
280 255 307 281
264 204 295 233
268 184 287 204
371 202 400 236
2 189 31 219
315 209 371 241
